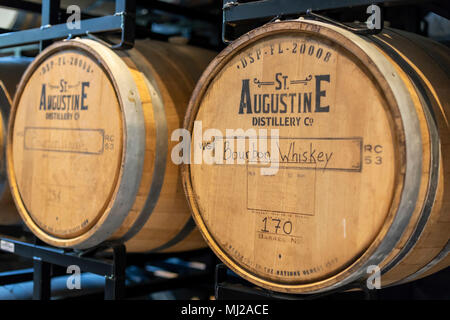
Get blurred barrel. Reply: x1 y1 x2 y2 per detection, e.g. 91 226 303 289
7 39 215 252
182 20 450 293
0 57 32 226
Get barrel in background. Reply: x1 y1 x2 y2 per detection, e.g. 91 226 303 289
7 39 215 252
182 20 450 293
0 57 32 226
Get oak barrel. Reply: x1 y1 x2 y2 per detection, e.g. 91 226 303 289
182 20 450 293
7 39 215 252
0 57 32 226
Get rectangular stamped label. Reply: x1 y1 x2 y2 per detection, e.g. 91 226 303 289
24 127 104 155
271 137 362 171
248 166 316 215
0 240 15 253
242 137 362 216
218 136 362 171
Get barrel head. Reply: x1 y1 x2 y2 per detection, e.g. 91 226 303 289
10 48 124 239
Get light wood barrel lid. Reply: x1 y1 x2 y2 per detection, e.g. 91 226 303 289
182 20 425 293
7 38 213 251
8 39 145 247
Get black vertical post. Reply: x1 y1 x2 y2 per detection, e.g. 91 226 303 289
33 258 51 300
112 0 136 49
104 244 126 300
215 264 228 300
40 0 60 51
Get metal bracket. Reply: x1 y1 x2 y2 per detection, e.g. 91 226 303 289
305 9 383 35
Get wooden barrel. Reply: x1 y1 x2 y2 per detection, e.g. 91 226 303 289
7 39 215 252
0 57 32 226
182 20 450 293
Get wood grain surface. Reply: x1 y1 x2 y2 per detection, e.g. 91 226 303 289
182 20 449 293
7 39 215 252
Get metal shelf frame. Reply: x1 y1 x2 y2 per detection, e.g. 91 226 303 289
0 237 217 300
223 0 408 23
0 0 136 50
221 0 449 42
0 237 127 299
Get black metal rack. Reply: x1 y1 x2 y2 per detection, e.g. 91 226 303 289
223 0 389 23
222 0 450 42
0 237 127 299
0 235 217 300
0 0 135 51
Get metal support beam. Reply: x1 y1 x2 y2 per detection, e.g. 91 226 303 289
221 0 439 42
40 0 60 51
0 268 34 286
0 238 127 300
0 0 135 50
111 0 136 49
104 244 126 300
0 238 115 277
32 258 51 300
